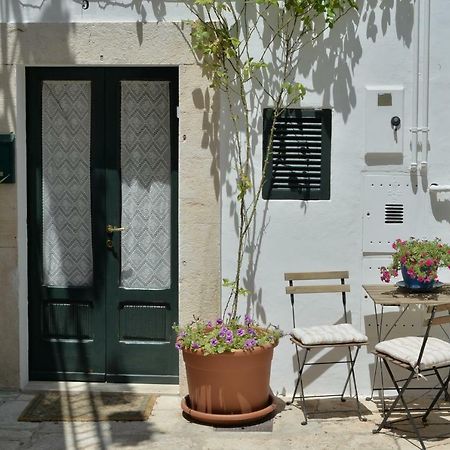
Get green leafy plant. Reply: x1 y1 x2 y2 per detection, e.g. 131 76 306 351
380 238 450 284
176 0 357 352
174 315 282 355
186 0 357 318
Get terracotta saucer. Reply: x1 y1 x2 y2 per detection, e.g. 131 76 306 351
181 394 277 426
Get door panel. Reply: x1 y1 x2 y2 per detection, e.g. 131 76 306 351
27 68 106 381
104 68 179 383
27 67 179 383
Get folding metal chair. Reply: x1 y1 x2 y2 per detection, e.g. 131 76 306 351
373 303 450 450
285 271 368 424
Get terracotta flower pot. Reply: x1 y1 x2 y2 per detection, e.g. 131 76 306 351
181 343 277 424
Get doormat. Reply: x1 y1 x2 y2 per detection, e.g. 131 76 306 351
18 392 157 422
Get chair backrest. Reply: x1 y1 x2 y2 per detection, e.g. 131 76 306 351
425 303 450 327
284 271 350 328
412 303 450 370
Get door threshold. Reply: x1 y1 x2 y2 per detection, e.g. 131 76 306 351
22 381 179 396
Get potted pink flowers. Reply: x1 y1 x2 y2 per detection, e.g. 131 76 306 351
380 238 450 290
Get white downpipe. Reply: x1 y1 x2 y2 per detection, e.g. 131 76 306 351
410 0 420 171
420 0 431 168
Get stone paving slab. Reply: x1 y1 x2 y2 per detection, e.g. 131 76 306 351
0 390 448 449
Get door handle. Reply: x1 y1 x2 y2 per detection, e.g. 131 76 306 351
106 224 126 234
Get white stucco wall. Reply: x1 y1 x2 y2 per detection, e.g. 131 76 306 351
2 0 450 397
219 0 450 397
0 0 191 23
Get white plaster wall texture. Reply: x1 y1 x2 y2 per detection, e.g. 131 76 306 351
1 0 450 397
0 1 192 24
219 0 450 397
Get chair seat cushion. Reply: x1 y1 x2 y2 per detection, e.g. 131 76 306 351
290 324 368 346
375 336 450 370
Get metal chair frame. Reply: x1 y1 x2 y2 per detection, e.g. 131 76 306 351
285 271 367 425
373 304 450 450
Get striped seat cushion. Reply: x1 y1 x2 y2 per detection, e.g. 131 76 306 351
290 324 368 346
375 336 450 370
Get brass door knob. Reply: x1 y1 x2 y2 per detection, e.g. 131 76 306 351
106 225 126 234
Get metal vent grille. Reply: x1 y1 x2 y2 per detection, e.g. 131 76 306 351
384 204 404 224
262 108 331 200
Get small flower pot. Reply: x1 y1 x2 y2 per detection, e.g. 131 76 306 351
401 265 435 291
181 343 277 425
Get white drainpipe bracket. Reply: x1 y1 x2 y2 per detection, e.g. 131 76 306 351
429 183 450 192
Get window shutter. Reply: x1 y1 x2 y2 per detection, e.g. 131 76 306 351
262 108 331 200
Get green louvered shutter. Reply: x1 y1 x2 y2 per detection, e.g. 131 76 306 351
262 108 331 200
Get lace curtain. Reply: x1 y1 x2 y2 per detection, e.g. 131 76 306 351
42 81 93 287
120 81 171 290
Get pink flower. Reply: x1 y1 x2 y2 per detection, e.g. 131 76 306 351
425 259 433 267
417 276 424 282
380 267 391 283
380 273 391 283
400 256 407 264
407 268 416 278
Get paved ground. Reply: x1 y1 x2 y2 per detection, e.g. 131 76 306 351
1 389 450 449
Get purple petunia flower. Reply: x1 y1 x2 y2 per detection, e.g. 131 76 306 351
244 338 257 349
191 342 200 350
206 321 213 328
237 328 245 337
247 328 256 336
225 330 234 343
175 342 183 350
218 327 227 338
216 318 223 325
244 315 253 325
210 338 219 346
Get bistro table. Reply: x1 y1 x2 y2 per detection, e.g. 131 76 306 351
363 284 450 411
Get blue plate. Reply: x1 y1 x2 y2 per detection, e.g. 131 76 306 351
396 281 444 292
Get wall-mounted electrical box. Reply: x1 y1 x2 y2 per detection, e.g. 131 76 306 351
365 86 404 154
0 133 15 183
362 174 418 253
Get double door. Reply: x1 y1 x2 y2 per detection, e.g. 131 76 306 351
27 67 179 383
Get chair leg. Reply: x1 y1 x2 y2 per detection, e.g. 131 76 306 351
368 353 380 401
375 362 426 450
422 369 450 423
298 372 308 425
289 347 310 425
434 369 450 402
341 346 361 398
348 346 366 422
288 346 303 404
340 347 355 400
373 364 414 431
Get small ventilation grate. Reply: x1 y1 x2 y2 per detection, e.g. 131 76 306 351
262 108 331 200
385 204 404 224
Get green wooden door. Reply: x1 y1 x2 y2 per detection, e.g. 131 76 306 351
27 67 179 383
